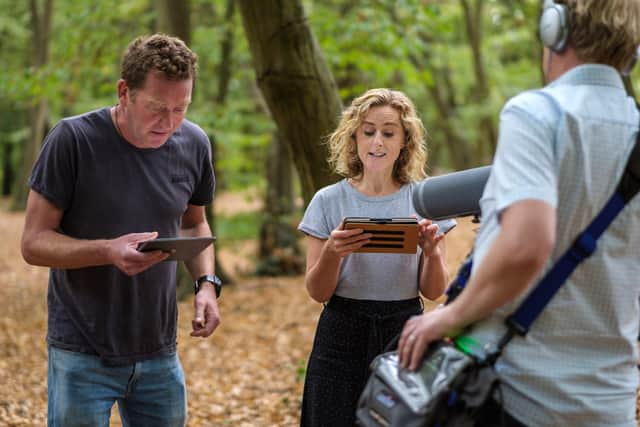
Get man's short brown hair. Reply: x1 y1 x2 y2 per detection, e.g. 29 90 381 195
120 33 198 90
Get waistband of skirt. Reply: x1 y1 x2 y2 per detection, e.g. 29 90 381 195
326 294 423 320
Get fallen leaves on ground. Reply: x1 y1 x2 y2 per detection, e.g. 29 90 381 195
0 201 476 426
2 201 636 426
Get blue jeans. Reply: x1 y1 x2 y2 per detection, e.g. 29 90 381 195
48 345 187 427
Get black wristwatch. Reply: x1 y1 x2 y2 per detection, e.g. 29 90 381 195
194 274 222 298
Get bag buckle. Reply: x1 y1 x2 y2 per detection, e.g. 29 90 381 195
568 232 597 262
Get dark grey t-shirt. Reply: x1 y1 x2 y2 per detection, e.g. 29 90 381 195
29 107 215 364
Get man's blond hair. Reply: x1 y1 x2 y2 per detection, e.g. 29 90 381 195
558 0 640 71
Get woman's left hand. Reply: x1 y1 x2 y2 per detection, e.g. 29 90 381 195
417 218 444 258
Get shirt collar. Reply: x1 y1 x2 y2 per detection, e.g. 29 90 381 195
548 64 625 90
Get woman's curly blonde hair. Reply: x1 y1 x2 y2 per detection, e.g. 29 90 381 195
327 88 428 185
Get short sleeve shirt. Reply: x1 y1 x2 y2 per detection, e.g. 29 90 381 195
469 65 640 427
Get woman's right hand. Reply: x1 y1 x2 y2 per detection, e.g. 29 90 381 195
303 221 372 302
326 220 372 258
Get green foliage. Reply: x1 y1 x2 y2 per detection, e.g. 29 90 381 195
0 2 31 102
0 0 277 195
307 0 546 167
188 4 273 190
296 358 307 381
216 211 261 242
2 0 638 206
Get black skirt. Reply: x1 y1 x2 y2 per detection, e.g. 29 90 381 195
300 295 423 427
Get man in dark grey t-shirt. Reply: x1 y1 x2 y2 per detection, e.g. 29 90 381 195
21 34 222 427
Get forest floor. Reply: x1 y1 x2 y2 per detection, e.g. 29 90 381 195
0 193 636 426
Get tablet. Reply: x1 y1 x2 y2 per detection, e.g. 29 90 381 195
344 217 418 254
137 237 216 261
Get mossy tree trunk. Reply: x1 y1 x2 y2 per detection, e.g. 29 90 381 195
13 0 54 209
238 0 343 206
256 132 304 276
156 0 191 44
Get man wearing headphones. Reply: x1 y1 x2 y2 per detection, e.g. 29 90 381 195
398 1 640 426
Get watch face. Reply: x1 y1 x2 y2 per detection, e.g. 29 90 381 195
195 275 221 297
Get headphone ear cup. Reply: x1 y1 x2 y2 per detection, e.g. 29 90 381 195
539 1 569 52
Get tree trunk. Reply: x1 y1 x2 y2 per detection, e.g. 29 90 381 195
208 135 232 286
461 0 497 162
156 0 198 298
13 0 54 209
169 0 238 292
156 0 191 44
2 129 15 197
256 132 304 276
216 0 235 105
414 59 473 169
384 2 474 170
155 0 235 294
204 0 237 286
238 0 343 205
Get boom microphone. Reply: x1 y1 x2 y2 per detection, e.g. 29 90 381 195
413 166 492 220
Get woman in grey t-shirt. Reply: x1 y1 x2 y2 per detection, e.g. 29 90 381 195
298 88 451 426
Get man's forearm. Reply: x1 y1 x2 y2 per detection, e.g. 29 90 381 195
22 229 110 269
445 202 555 333
182 221 215 278
446 241 542 333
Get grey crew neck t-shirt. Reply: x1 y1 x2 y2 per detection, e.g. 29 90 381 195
298 179 454 301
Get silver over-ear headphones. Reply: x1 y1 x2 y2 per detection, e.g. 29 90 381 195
540 0 569 52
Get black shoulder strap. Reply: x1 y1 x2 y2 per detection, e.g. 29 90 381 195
618 125 640 202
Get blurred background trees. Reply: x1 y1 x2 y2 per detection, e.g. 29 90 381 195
1 0 637 278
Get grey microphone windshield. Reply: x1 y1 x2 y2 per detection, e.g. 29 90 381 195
413 166 491 220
